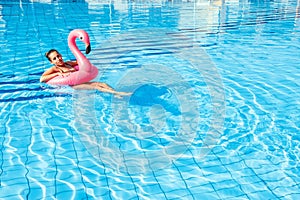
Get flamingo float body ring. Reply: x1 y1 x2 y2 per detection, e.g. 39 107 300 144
47 29 98 86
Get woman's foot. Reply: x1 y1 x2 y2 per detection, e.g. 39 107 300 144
113 92 132 99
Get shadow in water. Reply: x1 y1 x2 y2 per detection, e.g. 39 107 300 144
129 84 181 116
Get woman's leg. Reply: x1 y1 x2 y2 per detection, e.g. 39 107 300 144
72 82 131 97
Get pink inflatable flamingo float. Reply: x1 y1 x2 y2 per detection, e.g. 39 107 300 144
46 29 98 86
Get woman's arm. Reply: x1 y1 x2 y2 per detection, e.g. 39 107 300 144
40 66 61 82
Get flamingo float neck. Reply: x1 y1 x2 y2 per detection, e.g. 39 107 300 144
68 30 91 67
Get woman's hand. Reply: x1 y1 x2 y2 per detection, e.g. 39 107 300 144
56 67 72 77
58 71 71 77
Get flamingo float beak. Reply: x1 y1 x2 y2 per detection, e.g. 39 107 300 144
86 44 91 54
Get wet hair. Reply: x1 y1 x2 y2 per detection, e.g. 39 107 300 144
45 49 60 61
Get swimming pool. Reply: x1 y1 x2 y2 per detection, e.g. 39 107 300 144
1 0 300 199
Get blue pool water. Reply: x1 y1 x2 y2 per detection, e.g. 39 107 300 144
1 0 300 199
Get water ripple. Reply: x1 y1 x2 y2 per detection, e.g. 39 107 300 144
1 0 300 199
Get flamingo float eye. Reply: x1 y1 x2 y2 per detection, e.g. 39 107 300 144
79 36 83 40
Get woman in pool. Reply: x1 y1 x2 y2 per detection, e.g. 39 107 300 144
40 49 130 97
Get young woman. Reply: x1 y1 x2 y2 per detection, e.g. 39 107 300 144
40 49 131 97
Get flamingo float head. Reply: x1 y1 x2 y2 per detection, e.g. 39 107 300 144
68 29 91 54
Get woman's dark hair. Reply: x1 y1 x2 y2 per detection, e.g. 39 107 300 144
45 49 59 61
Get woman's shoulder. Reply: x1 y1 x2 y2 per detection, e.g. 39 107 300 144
66 60 77 66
